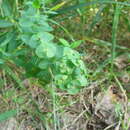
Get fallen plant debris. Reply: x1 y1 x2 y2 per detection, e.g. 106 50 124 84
95 85 126 125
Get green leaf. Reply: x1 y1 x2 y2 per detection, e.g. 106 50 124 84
1 0 12 17
21 34 31 45
78 75 87 86
0 59 4 64
70 40 83 48
0 20 14 28
19 17 33 27
33 0 41 9
28 35 39 48
55 45 64 58
0 32 15 47
59 38 70 47
22 7 36 17
0 110 17 122
35 44 45 58
33 25 53 32
111 4 121 70
46 43 57 58
39 32 54 42
21 34 40 49
38 60 51 69
36 43 56 58
67 85 79 94
7 37 20 52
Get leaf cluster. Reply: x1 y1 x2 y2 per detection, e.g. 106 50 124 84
0 1 88 94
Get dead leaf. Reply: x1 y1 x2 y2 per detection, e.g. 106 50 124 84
95 85 126 125
121 72 130 83
114 54 129 69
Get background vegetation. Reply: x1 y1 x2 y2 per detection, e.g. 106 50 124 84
0 0 130 129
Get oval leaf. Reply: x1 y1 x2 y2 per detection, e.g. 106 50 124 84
0 20 14 28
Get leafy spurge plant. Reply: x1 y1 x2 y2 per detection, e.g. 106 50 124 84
0 1 88 94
